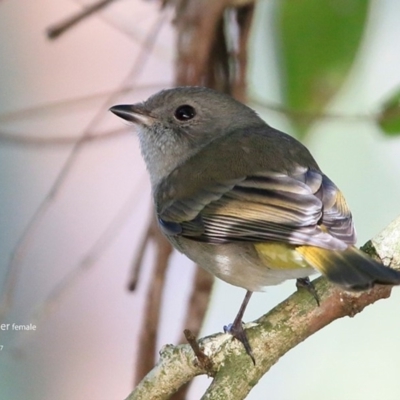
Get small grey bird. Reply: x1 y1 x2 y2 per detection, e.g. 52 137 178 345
110 86 400 362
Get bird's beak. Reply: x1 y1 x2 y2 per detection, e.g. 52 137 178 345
109 104 153 126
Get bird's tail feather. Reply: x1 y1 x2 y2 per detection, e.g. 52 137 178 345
297 245 400 291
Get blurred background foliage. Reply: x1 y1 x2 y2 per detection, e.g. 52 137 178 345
1 0 400 399
277 0 369 135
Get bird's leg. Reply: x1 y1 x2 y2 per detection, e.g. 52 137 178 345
224 290 255 364
296 277 320 306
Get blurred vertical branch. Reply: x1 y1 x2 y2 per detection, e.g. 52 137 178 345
132 215 174 383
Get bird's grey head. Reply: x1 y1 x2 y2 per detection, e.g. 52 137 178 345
109 86 264 187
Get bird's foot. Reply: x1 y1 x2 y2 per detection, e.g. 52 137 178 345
296 277 320 306
224 320 255 365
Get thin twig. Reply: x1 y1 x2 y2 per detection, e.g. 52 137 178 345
127 211 153 291
0 127 129 147
184 329 214 372
249 95 377 122
47 0 120 39
47 0 172 61
134 215 173 385
0 83 170 124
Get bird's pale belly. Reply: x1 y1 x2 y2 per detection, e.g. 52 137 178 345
168 235 316 292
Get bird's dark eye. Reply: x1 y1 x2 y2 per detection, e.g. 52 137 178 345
174 105 196 121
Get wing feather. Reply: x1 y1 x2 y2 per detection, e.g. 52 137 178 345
155 129 355 251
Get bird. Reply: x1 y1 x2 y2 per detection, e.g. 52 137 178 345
110 86 400 363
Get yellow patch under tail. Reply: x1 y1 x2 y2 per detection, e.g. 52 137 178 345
254 242 310 270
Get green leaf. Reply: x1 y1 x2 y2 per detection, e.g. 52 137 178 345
275 0 370 137
378 88 400 136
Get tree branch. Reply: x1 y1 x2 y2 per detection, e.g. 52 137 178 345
125 214 400 400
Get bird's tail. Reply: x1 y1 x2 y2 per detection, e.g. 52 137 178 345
297 245 400 291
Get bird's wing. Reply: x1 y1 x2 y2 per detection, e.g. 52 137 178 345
156 166 355 251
